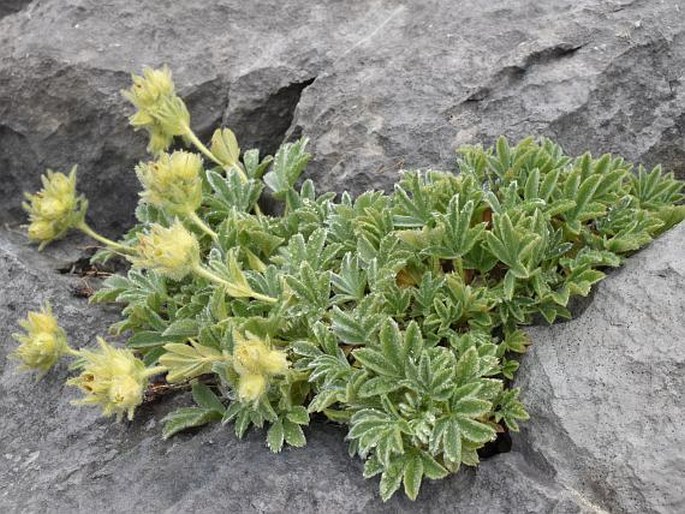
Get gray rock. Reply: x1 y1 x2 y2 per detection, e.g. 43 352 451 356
0 0 31 20
1 0 684 511
2 0 683 234
0 0 400 234
517 222 685 514
292 1 685 196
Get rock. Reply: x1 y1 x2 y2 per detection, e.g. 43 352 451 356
0 0 403 234
293 1 685 195
0 229 587 513
517 222 685 514
1 0 684 511
1 1 683 234
0 1 31 20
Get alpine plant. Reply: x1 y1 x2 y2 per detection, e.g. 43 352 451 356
12 66 684 501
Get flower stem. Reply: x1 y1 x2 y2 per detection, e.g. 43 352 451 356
77 222 134 254
65 346 81 358
183 124 250 184
192 264 277 304
144 366 168 378
182 125 223 167
186 211 219 243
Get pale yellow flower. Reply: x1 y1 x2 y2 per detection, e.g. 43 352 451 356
23 166 87 249
238 373 267 403
67 338 158 421
130 220 200 280
232 331 289 403
135 150 203 215
11 303 70 375
122 66 190 154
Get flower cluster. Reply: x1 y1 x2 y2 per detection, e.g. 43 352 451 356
11 304 71 375
22 167 86 249
122 66 190 154
130 220 200 280
67 338 160 421
231 332 289 403
135 150 203 215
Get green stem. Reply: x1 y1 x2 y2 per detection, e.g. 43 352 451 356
144 366 168 378
77 222 134 254
192 264 277 304
183 124 251 184
183 125 223 166
65 346 81 358
186 211 219 243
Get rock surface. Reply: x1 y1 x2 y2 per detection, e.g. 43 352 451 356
1 0 684 233
1 0 684 512
517 222 685 514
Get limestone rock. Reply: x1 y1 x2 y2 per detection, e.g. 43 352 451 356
1 0 684 511
517 223 685 514
1 1 683 233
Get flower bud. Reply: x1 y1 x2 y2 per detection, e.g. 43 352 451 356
23 166 87 249
136 151 203 215
67 338 152 421
12 303 70 375
231 332 289 403
238 373 267 403
210 128 240 167
122 66 190 154
124 66 175 110
131 220 200 280
232 333 289 377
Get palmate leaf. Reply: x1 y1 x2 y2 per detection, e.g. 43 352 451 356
330 252 367 301
393 171 435 228
263 138 311 197
205 169 263 214
161 383 225 439
485 212 540 278
424 196 486 259
630 165 684 209
159 341 224 383
330 304 384 346
242 148 273 180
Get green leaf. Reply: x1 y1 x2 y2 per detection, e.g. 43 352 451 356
267 420 285 453
263 138 311 197
191 383 225 413
379 464 403 502
455 347 479 382
159 341 224 383
457 417 495 443
282 419 307 447
402 452 424 500
163 318 199 338
353 348 402 378
443 420 462 463
127 331 178 349
286 406 310 425
420 451 448 480
162 407 222 439
358 376 403 398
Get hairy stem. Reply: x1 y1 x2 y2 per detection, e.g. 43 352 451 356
77 222 134 254
186 211 219 243
192 264 277 304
